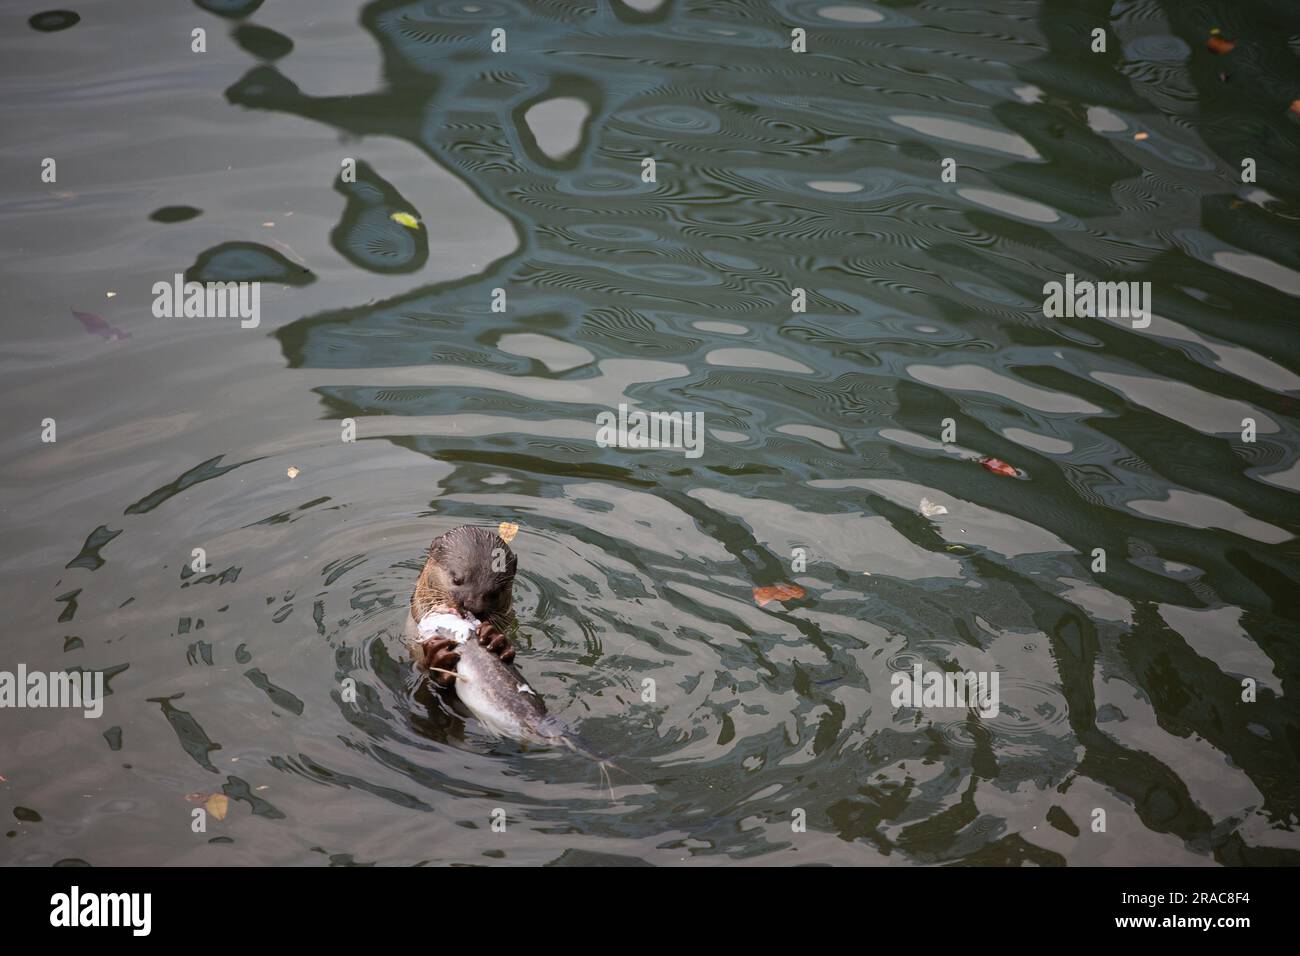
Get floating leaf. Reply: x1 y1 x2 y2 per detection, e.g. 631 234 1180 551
286 466 300 479
1133 131 1149 141
205 793 229 821
1206 35 1235 55
980 457 1018 478
389 211 420 229
1291 100 1300 119
71 309 130 341
919 498 948 517
497 521 519 543
753 583 806 607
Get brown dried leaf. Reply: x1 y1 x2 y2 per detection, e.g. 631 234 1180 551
980 457 1018 478
497 521 519 543
753 583 806 607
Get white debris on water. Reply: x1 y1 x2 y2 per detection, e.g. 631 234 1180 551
920 498 949 517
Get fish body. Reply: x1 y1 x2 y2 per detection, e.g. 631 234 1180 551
415 609 562 746
417 610 479 645
453 637 565 745
413 609 622 794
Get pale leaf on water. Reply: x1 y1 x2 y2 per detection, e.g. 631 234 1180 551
205 793 228 820
920 497 948 517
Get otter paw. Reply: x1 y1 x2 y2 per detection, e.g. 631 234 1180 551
477 623 515 663
421 638 460 685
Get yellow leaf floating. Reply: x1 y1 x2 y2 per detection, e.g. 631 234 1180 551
286 466 300 479
498 521 519 543
390 211 420 229
205 793 229 821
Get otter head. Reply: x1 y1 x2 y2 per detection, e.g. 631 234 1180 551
421 525 517 620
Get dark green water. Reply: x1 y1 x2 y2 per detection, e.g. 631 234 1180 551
2 0 1298 866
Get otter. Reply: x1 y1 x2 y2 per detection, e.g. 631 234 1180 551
409 525 517 686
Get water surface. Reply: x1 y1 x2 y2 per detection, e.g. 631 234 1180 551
2 0 1298 866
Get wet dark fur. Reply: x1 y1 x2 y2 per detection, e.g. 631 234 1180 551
411 525 517 632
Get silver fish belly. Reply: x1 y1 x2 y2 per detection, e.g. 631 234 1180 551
452 638 560 745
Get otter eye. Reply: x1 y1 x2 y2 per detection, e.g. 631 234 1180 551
452 575 465 587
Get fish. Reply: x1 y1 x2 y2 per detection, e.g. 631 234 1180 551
414 608 627 799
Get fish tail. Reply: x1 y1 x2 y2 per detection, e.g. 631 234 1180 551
597 760 616 803
560 734 642 803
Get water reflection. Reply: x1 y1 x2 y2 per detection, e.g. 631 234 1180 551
3 0 1298 866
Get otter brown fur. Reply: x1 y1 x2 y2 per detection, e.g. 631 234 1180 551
410 525 518 685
